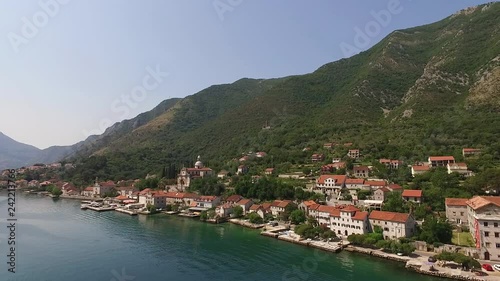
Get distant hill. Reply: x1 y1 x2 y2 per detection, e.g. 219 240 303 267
58 3 500 182
0 98 181 170
0 132 41 170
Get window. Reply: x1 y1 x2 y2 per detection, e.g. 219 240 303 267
495 223 499 227
485 242 491 247
495 233 499 238
460 212 464 216
485 232 490 237
484 222 489 227
497 243 500 248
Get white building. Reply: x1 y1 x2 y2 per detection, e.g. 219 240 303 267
330 205 369 237
177 156 214 191
447 163 473 177
369 210 416 239
467 196 500 261
315 175 346 196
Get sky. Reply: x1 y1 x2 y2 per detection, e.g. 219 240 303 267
0 0 493 149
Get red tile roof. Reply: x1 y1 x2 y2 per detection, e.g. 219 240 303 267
353 166 369 171
237 199 252 205
249 204 262 211
429 156 455 161
115 195 129 201
463 148 480 152
341 205 360 212
365 180 387 187
317 175 347 185
277 200 292 208
369 210 410 223
197 196 218 201
402 189 423 198
100 180 116 187
352 211 368 221
345 178 365 184
412 165 430 171
302 200 317 207
261 203 272 210
163 192 199 199
226 195 244 202
376 187 390 193
388 184 403 190
445 198 468 207
139 188 152 195
466 196 500 210
448 162 468 169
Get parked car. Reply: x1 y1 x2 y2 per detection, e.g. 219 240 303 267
482 264 494 271
428 257 437 263
493 264 500 271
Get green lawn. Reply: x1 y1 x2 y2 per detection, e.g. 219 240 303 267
452 231 475 247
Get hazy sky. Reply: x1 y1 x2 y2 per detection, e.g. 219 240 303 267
0 0 491 149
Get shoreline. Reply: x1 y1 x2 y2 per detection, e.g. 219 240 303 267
344 246 495 281
47 195 497 281
227 218 493 281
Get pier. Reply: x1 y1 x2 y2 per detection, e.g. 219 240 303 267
86 205 116 212
115 208 138 216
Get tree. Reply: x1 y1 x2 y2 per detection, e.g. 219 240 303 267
51 187 62 197
357 190 371 200
146 204 158 214
307 216 319 227
289 209 306 225
302 168 311 176
200 211 208 221
382 191 409 213
248 212 263 224
419 215 453 244
189 177 225 196
321 230 336 241
232 206 244 218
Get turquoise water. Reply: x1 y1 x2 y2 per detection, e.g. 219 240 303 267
0 192 443 281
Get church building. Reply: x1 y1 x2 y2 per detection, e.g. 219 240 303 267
176 156 214 191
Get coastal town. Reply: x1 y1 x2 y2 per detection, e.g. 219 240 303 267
2 146 500 280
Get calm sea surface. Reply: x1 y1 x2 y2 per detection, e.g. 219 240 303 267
0 192 444 281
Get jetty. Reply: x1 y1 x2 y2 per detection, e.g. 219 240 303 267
261 225 289 238
86 205 116 212
178 212 200 218
266 230 343 253
228 219 265 229
115 208 138 216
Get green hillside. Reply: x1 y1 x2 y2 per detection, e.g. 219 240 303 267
65 3 500 183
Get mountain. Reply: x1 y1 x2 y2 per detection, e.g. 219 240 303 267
63 3 499 182
0 98 181 170
0 132 41 169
